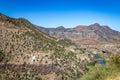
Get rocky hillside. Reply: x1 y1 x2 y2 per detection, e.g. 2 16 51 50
0 13 61 64
0 13 93 80
37 23 120 45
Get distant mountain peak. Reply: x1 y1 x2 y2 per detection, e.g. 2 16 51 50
56 26 64 29
74 25 87 30
92 23 101 26
89 23 102 30
56 26 65 31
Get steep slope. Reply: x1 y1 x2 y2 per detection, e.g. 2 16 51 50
0 13 60 64
38 23 120 45
0 13 92 80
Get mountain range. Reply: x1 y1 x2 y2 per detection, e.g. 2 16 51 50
36 23 120 45
0 13 120 80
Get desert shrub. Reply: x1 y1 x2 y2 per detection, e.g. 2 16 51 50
80 53 120 80
0 50 5 62
58 39 73 46
111 53 120 68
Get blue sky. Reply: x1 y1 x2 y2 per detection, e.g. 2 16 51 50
0 0 120 31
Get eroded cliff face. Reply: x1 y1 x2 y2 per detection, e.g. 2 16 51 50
37 23 120 45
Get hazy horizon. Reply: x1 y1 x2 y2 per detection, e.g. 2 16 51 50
0 0 120 31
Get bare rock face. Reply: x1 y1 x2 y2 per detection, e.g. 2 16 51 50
38 23 120 45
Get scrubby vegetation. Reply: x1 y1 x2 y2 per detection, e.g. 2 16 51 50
0 50 5 62
58 39 74 47
0 13 120 80
80 53 120 80
0 13 92 80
